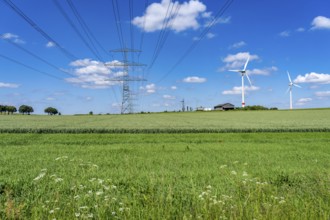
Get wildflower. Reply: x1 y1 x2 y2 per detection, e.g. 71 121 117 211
231 171 237 175
96 191 103 196
112 211 116 216
98 179 104 184
75 213 80 217
33 172 46 181
206 185 212 190
87 213 94 218
119 208 124 212
220 165 227 169
55 178 63 183
242 171 248 177
279 200 286 204
49 210 54 214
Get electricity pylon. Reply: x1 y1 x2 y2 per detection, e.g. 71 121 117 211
106 48 146 114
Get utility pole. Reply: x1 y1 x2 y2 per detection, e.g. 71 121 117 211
106 48 146 114
181 99 185 112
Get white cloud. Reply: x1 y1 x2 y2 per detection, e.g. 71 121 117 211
65 59 122 89
132 0 208 32
279 30 290 37
163 94 176 99
183 76 206 83
220 52 259 71
1 32 25 44
296 98 312 106
222 86 260 95
296 27 305 32
315 91 330 97
206 32 215 39
171 86 177 90
0 82 20 88
311 16 330 30
46 41 55 48
46 97 55 101
140 83 157 94
294 72 330 84
229 41 246 49
246 66 278 76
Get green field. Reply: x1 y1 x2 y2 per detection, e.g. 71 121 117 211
0 110 330 219
0 109 330 132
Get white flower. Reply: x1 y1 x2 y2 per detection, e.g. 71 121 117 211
49 210 54 214
96 191 103 196
87 213 93 218
231 171 237 175
242 171 248 177
55 178 63 183
75 213 80 217
119 208 124 212
112 211 116 215
33 172 46 181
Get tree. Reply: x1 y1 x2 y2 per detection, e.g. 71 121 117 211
44 107 58 115
19 105 34 115
0 105 6 114
6 106 17 114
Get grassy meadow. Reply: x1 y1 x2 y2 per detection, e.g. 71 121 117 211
0 109 330 219
0 109 329 131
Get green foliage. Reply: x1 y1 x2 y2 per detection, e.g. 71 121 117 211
0 105 17 114
44 107 58 115
0 133 329 219
19 105 34 115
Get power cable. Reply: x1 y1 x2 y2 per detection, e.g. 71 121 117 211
3 38 76 78
156 0 234 83
66 0 110 58
52 0 103 61
0 53 63 81
1 0 78 61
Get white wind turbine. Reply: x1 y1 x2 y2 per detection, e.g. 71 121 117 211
286 71 301 110
229 56 252 108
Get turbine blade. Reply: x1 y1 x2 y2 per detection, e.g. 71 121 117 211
243 56 250 71
287 71 292 83
245 72 252 86
285 86 290 94
229 70 240 72
293 84 301 88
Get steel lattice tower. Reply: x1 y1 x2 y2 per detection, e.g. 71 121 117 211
107 48 146 114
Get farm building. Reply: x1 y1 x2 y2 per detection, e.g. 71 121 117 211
214 103 235 111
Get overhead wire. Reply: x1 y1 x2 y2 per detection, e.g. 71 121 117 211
0 53 64 81
1 0 78 61
147 3 181 73
66 0 111 58
52 0 103 61
3 38 76 78
156 0 234 83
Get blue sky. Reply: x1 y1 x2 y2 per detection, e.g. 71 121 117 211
1 0 330 114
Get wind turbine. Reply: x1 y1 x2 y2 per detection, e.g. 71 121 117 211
229 56 252 108
286 71 301 110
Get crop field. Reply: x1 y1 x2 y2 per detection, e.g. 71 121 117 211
0 110 330 219
0 109 330 132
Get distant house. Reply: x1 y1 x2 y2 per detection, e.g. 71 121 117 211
214 103 235 111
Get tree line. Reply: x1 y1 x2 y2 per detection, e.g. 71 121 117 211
0 105 59 115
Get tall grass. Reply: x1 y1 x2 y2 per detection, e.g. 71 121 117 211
1 133 329 219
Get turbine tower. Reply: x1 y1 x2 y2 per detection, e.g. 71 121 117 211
229 56 252 108
286 71 301 110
